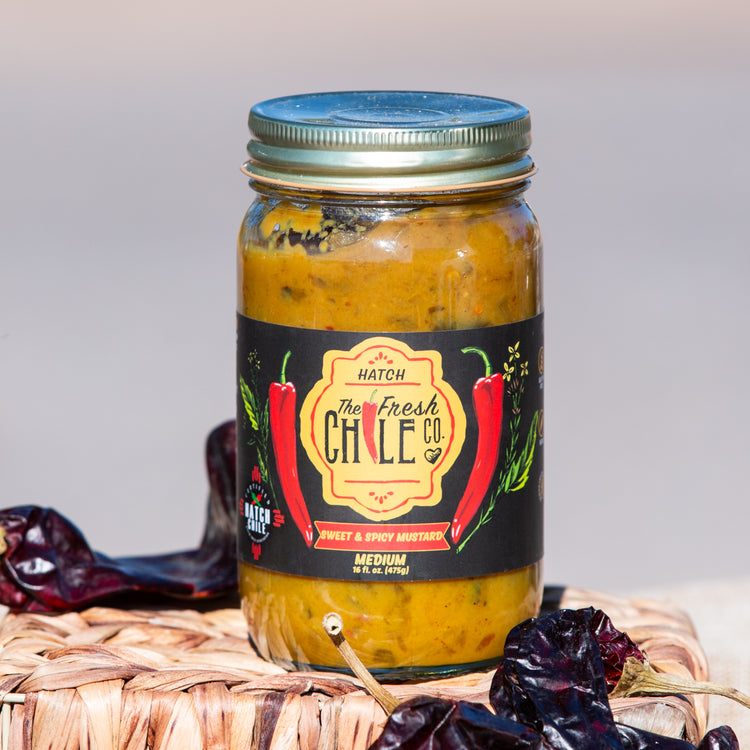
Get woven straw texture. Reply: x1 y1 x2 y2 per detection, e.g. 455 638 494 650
632 577 750 748
0 588 709 750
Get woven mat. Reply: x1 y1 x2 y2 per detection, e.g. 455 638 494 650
0 587 709 749
631 577 750 747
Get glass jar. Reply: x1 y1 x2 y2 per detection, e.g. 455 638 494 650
237 91 544 679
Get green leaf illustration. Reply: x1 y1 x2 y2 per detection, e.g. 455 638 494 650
239 375 259 431
506 411 539 492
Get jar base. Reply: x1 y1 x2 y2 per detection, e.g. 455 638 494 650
258 650 502 682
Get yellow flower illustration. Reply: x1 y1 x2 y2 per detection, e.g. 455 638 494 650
503 362 515 381
508 342 520 361
520 361 529 377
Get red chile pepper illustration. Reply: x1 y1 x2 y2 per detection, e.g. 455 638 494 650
362 389 379 463
450 347 504 545
269 351 314 547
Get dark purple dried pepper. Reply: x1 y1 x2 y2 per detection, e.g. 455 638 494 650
365 607 740 750
695 726 740 750
368 696 541 750
611 723 738 750
616 723 698 749
490 607 625 750
589 607 646 690
0 420 238 612
488 608 742 750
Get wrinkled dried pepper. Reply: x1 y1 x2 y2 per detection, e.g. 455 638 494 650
369 695 542 750
362 390 379 464
0 420 238 612
269 351 314 547
488 607 739 750
368 606 740 750
450 346 504 545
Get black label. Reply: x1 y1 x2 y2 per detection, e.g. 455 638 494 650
237 315 543 581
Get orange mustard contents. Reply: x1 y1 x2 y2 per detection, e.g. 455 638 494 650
238 194 542 673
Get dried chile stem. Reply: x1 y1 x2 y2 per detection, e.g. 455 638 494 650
611 656 750 710
322 612 400 715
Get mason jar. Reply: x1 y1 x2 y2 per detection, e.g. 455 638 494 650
236 91 544 679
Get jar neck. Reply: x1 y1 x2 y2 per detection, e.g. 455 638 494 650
248 179 531 208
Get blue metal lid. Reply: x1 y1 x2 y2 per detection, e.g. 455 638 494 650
244 91 534 192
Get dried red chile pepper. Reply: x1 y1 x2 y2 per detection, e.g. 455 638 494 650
489 608 737 750
369 696 541 750
490 607 625 750
369 607 739 750
450 346 504 545
589 606 646 690
268 351 314 547
616 724 704 750
0 420 238 612
696 727 740 750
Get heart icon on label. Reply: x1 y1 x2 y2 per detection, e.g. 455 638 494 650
424 447 442 464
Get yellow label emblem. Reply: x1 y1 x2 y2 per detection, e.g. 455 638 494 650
300 337 466 521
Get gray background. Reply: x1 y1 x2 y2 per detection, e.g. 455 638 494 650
1 0 748 595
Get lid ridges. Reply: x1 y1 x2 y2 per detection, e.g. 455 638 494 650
245 91 533 190
249 117 530 152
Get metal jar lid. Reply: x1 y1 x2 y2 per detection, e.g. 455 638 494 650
243 91 534 193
